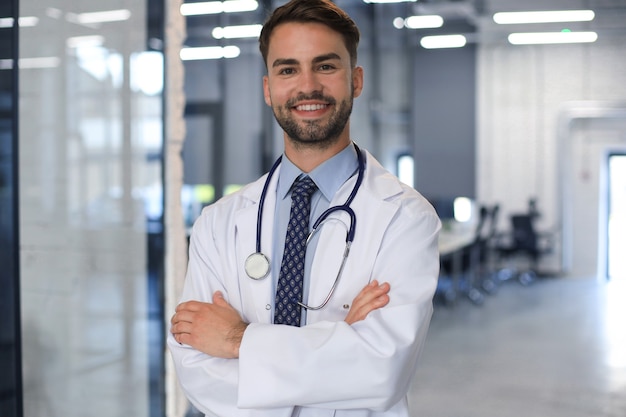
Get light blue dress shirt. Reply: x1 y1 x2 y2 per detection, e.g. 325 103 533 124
271 143 360 320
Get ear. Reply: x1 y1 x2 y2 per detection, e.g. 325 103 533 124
263 75 272 106
352 66 364 98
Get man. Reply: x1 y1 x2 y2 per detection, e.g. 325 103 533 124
168 0 441 416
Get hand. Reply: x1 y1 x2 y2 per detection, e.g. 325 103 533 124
344 280 390 325
171 291 248 358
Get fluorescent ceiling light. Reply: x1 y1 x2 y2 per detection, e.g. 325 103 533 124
66 9 131 24
364 0 416 3
396 15 443 29
66 35 105 48
508 31 598 45
212 24 262 39
0 16 39 28
494 10 595 24
0 59 14 70
420 34 466 49
19 57 61 69
181 0 258 16
406 15 444 29
180 45 241 60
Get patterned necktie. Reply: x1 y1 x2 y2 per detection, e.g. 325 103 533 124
274 176 318 326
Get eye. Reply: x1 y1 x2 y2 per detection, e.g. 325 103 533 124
318 63 335 71
278 67 295 75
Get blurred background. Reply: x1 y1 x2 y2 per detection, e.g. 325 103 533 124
0 0 625 416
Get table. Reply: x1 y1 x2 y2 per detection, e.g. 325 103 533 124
437 226 484 305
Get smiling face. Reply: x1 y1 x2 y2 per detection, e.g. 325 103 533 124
263 22 363 153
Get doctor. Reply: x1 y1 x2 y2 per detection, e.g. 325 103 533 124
168 0 441 416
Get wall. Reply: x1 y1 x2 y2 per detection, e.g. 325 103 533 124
412 46 477 201
477 36 626 277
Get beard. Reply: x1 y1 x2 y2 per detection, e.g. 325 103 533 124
271 91 353 149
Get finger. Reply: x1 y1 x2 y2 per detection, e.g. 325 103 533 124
354 282 389 305
175 332 190 346
213 291 225 304
176 300 207 312
172 310 197 326
170 321 191 336
213 291 236 311
349 284 390 320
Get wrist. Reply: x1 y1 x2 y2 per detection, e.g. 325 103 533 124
228 321 249 358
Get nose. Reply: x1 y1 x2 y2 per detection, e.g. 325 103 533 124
298 69 322 94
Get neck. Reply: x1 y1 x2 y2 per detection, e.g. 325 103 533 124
284 136 352 173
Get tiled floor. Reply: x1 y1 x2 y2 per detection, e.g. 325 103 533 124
409 277 626 417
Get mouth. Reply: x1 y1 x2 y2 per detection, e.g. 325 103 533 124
294 103 329 112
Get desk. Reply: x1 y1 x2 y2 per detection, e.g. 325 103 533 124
438 227 483 305
439 229 474 256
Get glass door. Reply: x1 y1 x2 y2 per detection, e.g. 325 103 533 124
608 153 626 280
18 1 165 416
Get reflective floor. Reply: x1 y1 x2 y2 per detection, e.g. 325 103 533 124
410 277 626 417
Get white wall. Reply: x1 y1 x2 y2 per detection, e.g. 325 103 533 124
477 36 626 277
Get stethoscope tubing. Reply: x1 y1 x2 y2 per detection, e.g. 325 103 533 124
246 143 364 282
256 143 363 254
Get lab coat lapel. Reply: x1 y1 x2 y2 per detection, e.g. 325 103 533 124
235 171 279 324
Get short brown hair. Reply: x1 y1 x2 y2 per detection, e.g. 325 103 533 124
259 0 360 68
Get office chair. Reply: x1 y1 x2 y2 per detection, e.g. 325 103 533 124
493 208 554 285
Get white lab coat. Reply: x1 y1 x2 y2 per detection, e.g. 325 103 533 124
168 150 441 417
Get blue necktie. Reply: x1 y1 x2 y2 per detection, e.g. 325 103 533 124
274 176 318 326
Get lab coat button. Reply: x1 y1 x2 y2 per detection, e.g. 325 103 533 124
265 304 271 310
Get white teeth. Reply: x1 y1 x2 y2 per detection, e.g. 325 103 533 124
296 103 327 111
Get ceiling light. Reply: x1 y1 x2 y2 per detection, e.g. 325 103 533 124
66 9 131 25
494 10 595 25
364 0 416 3
212 24 262 39
19 57 61 69
0 16 39 28
420 34 466 49
180 45 241 60
0 59 13 70
66 35 105 48
508 31 598 45
402 15 444 29
181 0 258 16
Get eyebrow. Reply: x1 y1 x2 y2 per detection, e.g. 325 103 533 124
271 53 342 68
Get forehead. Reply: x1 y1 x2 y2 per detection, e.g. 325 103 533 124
267 21 350 64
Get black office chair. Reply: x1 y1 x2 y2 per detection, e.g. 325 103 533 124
493 209 554 285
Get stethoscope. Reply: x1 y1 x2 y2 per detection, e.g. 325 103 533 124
244 143 365 310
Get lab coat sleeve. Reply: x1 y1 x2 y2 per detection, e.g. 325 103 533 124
237 197 441 411
166 204 293 417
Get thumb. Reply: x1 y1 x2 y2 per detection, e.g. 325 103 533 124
213 290 227 305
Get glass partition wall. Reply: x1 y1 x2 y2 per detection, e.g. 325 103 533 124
0 0 21 416
17 1 165 416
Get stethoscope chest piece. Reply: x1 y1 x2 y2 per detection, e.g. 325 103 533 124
245 252 270 280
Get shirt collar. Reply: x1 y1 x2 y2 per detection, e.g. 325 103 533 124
277 143 359 202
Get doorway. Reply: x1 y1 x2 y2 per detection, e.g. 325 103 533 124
608 153 626 280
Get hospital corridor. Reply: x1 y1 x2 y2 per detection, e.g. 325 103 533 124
3 0 626 416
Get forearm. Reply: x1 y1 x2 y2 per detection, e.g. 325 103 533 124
167 332 241 416
238 300 433 410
